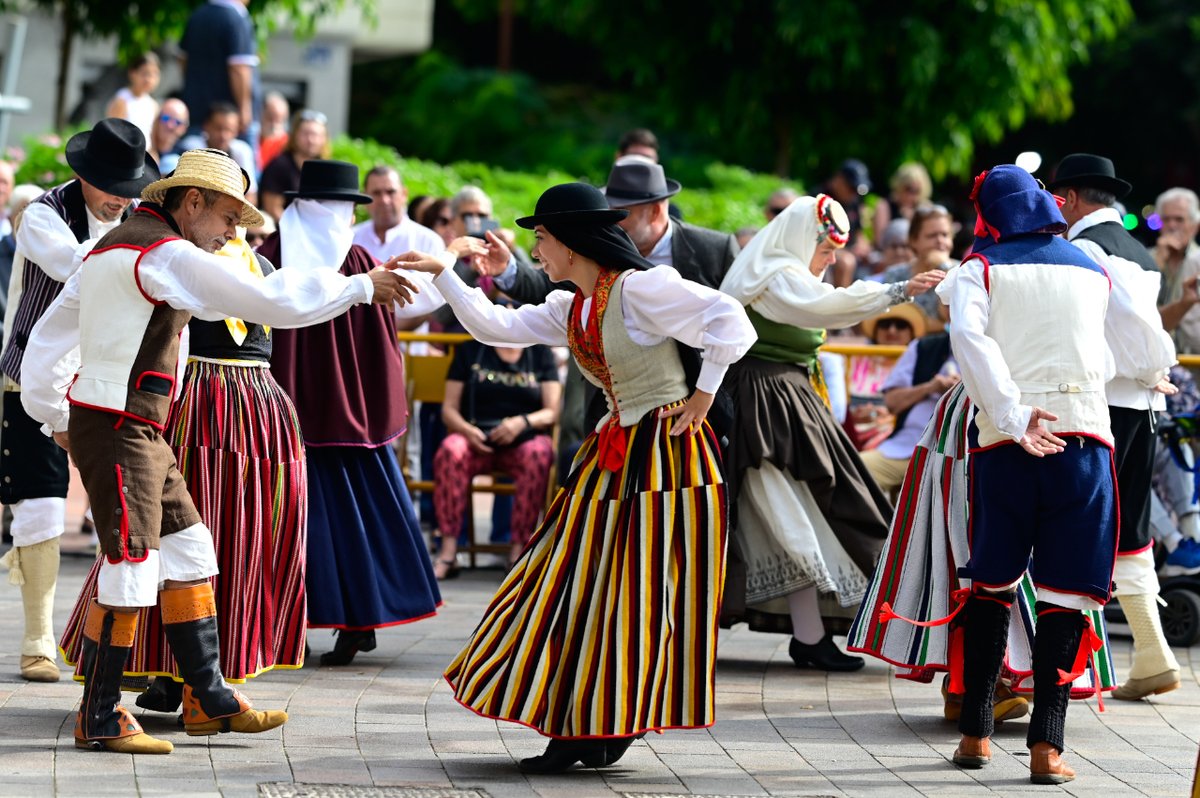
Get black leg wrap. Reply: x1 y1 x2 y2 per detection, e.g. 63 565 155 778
957 591 1014 739
163 615 242 718
79 609 137 740
1027 603 1086 753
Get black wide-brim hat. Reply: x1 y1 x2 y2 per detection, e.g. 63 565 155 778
1046 153 1132 199
284 159 372 204
65 118 160 199
516 183 629 229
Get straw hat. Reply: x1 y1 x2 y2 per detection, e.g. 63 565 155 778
861 300 927 341
141 148 264 227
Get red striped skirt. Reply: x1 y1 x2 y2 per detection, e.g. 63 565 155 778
59 359 308 682
445 403 728 738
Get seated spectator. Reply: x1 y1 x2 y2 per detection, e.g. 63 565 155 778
764 187 799 222
258 109 330 220
258 90 290 170
432 335 561 578
1153 364 1200 575
860 310 958 498
148 97 189 172
845 302 926 452
873 161 933 237
106 52 161 145
881 205 956 330
857 218 911 281
179 102 258 204
417 197 455 245
244 213 275 249
1153 188 1200 364
616 127 659 161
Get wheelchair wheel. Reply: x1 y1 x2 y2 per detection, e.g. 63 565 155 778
1160 588 1200 647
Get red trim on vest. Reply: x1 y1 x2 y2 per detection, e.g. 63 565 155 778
132 237 181 306
83 243 153 261
135 206 168 225
135 370 175 391
970 253 992 294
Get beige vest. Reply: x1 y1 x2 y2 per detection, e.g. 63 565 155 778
579 271 689 430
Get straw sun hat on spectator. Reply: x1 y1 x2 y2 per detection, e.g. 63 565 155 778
141 148 264 227
861 300 927 341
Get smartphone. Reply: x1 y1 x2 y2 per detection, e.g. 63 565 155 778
467 218 499 240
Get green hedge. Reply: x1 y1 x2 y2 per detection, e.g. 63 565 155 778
331 136 800 249
11 129 800 248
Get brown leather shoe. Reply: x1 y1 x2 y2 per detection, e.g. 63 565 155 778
1029 741 1075 784
952 735 991 768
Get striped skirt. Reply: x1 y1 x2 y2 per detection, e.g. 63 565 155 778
445 405 728 739
59 360 308 683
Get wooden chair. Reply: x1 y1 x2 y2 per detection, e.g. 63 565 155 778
398 332 534 570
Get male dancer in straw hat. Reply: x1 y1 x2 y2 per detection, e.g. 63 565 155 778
0 119 158 683
20 148 417 755
1050 153 1182 702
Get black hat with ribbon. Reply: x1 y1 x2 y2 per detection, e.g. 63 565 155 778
65 118 160 199
1046 153 1132 199
284 160 373 204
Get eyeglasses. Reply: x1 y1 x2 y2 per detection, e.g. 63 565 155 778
875 319 912 332
766 206 789 217
297 109 327 125
245 232 266 245
435 216 453 226
158 114 186 129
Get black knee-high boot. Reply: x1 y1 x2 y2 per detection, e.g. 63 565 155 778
957 591 1014 740
1027 603 1086 753
76 602 173 754
160 584 287 736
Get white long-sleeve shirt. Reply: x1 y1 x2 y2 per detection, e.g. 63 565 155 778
735 268 909 330
1067 208 1175 411
22 238 374 433
424 256 755 394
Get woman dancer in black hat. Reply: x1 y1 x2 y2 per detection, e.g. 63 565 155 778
396 182 755 774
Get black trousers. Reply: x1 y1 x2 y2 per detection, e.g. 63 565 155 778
1109 406 1156 554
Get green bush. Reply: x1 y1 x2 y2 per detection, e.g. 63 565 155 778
332 134 801 248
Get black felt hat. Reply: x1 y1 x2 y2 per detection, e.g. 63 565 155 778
284 160 372 204
1046 153 1132 199
64 118 160 198
516 183 629 229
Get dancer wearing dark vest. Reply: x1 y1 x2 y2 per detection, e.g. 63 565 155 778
0 119 157 683
21 149 415 754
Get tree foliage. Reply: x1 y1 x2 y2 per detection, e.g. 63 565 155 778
452 0 1132 180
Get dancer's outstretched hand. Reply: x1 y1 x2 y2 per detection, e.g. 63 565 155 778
905 270 945 297
385 251 444 274
660 390 714 437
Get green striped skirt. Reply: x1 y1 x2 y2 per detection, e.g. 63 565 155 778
445 404 728 738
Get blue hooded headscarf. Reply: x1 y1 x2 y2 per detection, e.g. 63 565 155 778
969 164 1066 253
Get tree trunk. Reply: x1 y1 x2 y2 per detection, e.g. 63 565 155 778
772 112 793 178
497 0 513 71
54 1 76 131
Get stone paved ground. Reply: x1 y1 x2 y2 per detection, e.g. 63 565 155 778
0 546 1197 798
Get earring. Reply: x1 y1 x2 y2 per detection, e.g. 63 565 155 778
568 250 575 267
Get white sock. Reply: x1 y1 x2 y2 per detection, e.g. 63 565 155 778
787 586 825 645
1181 512 1200 542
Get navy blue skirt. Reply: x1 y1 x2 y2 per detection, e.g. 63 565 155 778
305 445 441 629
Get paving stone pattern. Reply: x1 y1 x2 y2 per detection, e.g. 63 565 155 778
0 550 1196 797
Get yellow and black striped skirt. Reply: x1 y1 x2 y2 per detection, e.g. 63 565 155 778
444 405 728 738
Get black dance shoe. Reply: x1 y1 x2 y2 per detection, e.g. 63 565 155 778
135 677 185 712
788 635 864 672
517 738 609 774
603 732 646 765
319 629 378 667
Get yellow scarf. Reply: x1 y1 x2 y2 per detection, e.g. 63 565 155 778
214 238 268 344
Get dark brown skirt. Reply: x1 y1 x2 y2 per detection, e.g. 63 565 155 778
721 355 891 630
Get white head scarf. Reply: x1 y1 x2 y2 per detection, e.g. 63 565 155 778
719 194 849 304
279 198 356 271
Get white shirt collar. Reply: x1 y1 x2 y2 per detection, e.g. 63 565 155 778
1066 206 1123 241
646 219 674 266
84 205 122 239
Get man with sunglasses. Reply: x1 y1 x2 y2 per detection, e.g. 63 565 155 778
148 98 190 173
764 187 799 222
